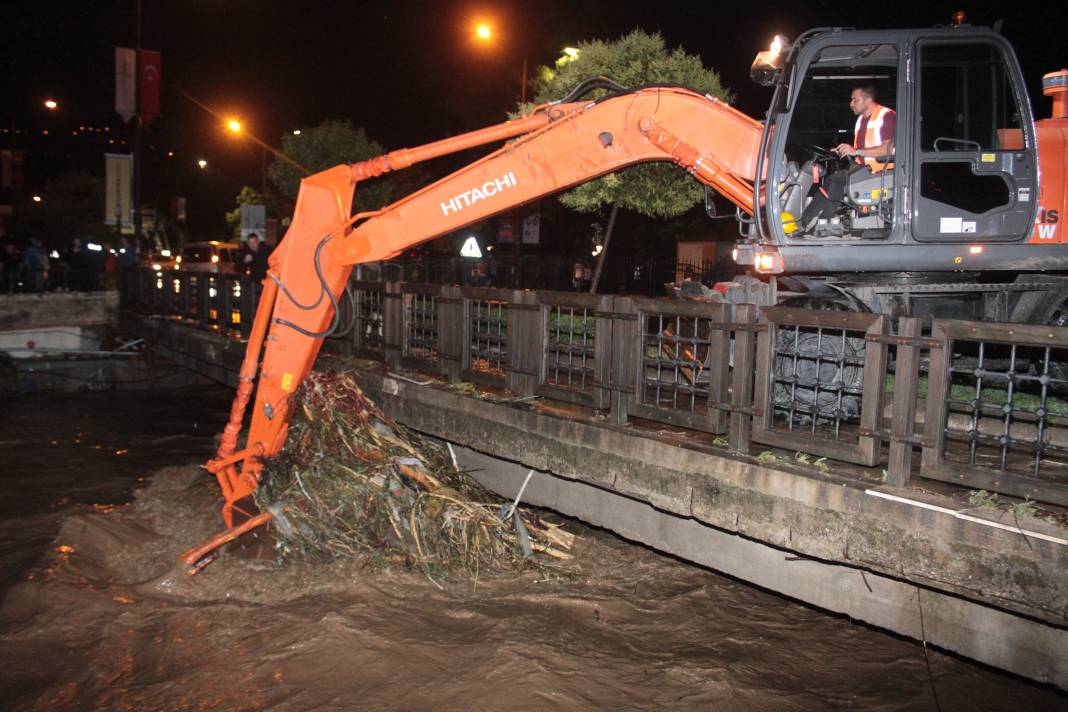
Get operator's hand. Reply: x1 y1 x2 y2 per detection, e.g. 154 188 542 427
832 143 856 157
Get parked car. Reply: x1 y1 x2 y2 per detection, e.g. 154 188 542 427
176 241 239 274
144 249 178 271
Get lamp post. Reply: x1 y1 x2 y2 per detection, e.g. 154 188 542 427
225 117 267 199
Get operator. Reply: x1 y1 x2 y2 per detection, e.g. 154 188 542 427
832 85 896 170
802 85 896 226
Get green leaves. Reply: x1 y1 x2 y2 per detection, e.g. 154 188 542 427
522 30 732 220
224 186 266 239
268 120 392 210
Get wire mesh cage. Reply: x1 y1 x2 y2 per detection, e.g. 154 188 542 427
469 298 508 375
545 304 596 392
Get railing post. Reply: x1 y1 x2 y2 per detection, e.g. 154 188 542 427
858 314 889 466
219 275 233 331
161 271 173 315
887 316 922 487
197 275 212 326
438 284 463 382
383 281 403 369
609 295 638 426
730 303 758 454
592 294 614 410
707 302 730 434
507 289 540 396
921 321 951 475
239 277 256 339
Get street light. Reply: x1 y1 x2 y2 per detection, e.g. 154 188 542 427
475 23 492 41
43 99 58 110
31 195 42 202
223 115 266 197
197 159 208 169
292 129 301 136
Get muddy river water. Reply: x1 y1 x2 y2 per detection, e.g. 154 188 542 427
0 388 1064 710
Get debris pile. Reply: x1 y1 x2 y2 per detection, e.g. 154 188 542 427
256 371 573 578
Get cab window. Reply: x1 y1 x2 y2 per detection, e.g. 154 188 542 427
919 42 1023 152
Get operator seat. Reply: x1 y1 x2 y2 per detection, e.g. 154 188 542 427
778 159 814 230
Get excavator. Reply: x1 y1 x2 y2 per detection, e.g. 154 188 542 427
183 16 1067 565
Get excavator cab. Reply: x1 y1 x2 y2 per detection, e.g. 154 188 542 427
741 22 1042 276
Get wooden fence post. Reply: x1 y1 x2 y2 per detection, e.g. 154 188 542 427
730 303 758 454
707 302 730 434
887 316 923 487
507 290 540 395
383 281 403 369
609 296 638 426
437 284 463 382
592 294 614 410
921 321 951 475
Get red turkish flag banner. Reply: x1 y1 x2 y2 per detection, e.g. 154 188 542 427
140 50 162 124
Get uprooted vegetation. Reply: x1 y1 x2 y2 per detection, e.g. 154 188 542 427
255 371 574 580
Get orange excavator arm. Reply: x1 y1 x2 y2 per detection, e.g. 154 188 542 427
207 85 763 527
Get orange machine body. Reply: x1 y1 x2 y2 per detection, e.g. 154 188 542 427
1031 70 1068 244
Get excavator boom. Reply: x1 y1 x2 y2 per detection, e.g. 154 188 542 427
207 85 763 527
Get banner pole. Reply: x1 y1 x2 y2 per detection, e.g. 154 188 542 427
133 0 143 248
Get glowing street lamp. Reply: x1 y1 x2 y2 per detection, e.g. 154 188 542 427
475 23 492 41
292 129 301 136
32 195 42 202
224 116 268 196
197 159 208 169
43 99 58 110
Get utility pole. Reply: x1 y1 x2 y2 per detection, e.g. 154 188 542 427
133 0 143 247
513 56 528 287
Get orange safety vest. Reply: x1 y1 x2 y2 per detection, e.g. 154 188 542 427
854 104 895 173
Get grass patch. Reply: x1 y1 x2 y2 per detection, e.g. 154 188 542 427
885 374 1068 416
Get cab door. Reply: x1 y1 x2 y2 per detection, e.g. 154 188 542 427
911 38 1038 242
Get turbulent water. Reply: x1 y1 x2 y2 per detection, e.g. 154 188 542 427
0 389 1064 711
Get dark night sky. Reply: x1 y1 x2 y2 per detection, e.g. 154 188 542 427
3 0 1062 237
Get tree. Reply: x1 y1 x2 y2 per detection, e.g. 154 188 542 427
23 171 108 250
267 120 392 211
224 186 266 240
522 31 733 291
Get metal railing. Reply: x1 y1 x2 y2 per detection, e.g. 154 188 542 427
121 269 1068 507
919 321 1068 504
122 269 259 338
